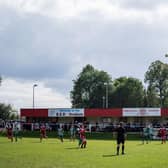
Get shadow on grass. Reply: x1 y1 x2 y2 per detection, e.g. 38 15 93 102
0 141 13 144
102 154 117 157
31 141 58 144
155 143 164 145
136 143 145 146
65 147 80 150
31 141 42 143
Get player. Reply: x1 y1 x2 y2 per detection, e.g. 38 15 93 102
79 125 87 148
6 123 13 142
115 122 126 155
70 125 75 141
58 125 64 143
149 124 153 141
13 122 20 142
142 125 151 144
75 123 82 147
159 125 167 144
40 124 48 142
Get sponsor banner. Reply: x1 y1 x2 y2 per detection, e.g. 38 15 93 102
123 108 161 117
48 108 84 117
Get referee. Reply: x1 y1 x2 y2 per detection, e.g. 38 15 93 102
116 122 126 155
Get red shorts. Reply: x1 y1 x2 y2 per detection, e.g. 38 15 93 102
161 135 166 140
7 132 13 138
41 132 46 138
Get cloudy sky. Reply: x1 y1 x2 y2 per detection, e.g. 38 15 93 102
0 0 168 111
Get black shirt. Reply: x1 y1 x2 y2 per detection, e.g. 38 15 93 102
116 126 126 139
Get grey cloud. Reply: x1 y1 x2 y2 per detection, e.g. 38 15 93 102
71 20 168 81
1 3 168 95
112 0 168 10
0 8 77 79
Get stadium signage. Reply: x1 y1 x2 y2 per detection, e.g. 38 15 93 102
48 108 84 117
123 108 161 117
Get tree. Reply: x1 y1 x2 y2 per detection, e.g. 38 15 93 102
10 111 19 120
110 77 145 107
0 103 13 120
0 77 18 120
71 64 112 108
145 60 168 107
145 85 160 107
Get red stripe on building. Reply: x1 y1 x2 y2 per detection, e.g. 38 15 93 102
85 108 122 117
161 108 168 116
20 109 48 117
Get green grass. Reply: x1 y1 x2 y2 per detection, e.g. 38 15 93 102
0 136 167 168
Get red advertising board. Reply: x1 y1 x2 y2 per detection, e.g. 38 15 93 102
85 108 122 117
20 109 48 117
161 108 168 116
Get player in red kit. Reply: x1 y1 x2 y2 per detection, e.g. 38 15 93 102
40 124 48 142
79 125 87 148
159 125 167 144
6 123 13 142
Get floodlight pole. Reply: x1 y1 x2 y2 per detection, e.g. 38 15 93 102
33 84 38 108
102 96 105 108
104 83 108 109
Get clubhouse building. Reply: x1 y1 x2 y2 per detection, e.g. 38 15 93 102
20 108 168 130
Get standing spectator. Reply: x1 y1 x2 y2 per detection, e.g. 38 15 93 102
115 122 126 155
89 123 92 133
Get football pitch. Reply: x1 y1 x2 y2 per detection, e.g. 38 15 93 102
0 137 168 168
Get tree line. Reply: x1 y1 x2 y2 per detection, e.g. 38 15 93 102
71 60 168 108
1 59 168 120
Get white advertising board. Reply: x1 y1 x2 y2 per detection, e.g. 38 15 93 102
123 108 161 117
48 108 84 117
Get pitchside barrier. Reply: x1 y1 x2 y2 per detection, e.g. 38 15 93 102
20 122 146 133
1 121 168 139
